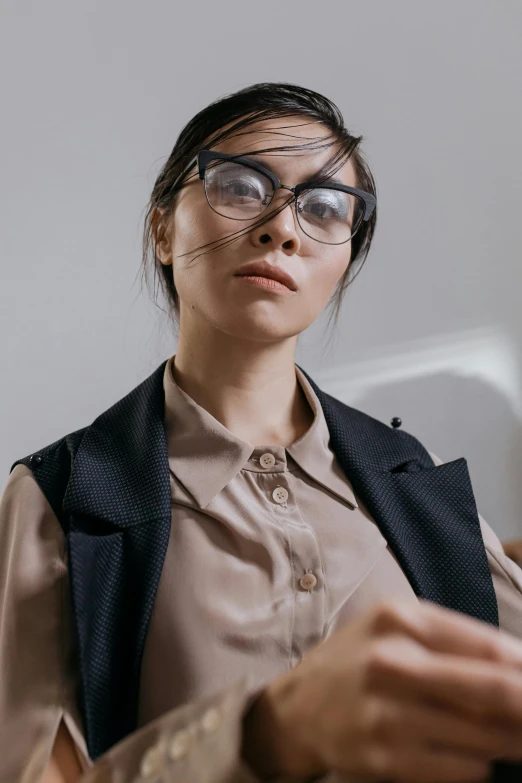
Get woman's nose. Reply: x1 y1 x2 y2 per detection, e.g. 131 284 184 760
249 195 301 253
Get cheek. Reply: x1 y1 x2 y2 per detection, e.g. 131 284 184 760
173 206 213 253
172 195 236 265
286 257 347 329
170 204 240 310
314 251 351 294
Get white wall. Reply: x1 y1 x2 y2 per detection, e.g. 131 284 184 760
1 0 521 537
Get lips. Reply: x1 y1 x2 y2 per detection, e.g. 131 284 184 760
234 260 297 291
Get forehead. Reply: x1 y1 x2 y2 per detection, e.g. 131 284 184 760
210 115 357 187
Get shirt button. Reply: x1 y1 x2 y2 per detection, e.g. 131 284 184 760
168 728 191 760
300 573 317 591
140 744 163 777
259 452 276 469
272 486 288 504
201 706 221 734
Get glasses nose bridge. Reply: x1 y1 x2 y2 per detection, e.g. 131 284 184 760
270 183 298 210
269 183 299 218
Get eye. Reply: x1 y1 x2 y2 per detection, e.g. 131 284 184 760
298 189 350 222
205 161 271 205
204 160 274 220
220 177 264 201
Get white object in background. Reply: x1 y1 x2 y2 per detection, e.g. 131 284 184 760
314 326 522 422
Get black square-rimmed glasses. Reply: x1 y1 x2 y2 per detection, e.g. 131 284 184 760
178 150 376 246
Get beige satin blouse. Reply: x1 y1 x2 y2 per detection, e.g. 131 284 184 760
1 355 522 783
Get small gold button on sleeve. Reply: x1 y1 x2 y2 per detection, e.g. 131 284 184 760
201 706 221 734
168 728 191 760
140 744 163 778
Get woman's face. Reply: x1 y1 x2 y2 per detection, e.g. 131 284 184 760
157 116 357 343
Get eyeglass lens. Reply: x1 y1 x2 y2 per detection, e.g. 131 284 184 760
203 160 363 244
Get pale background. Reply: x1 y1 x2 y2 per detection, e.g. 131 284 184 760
1 0 521 537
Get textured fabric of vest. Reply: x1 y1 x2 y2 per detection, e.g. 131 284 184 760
10 360 521 781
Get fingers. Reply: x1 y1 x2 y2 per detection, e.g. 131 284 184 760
371 600 522 668
421 655 522 724
366 696 522 763
367 744 491 783
368 635 522 725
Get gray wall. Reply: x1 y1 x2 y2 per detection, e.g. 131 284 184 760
1 1 521 537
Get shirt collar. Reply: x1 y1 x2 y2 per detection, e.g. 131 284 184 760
163 355 358 510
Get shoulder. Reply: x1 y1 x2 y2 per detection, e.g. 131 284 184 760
0 463 67 586
10 425 88 474
6 359 169 533
7 426 88 531
1 462 48 517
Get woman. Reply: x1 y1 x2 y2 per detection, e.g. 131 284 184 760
2 82 522 783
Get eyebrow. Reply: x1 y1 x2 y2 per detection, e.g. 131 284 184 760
237 153 346 187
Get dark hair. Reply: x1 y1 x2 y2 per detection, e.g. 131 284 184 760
140 82 377 337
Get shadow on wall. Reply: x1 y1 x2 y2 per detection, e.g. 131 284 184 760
315 327 522 540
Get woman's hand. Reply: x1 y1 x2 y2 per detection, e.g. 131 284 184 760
502 538 522 567
243 599 522 783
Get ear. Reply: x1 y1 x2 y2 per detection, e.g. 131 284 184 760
151 207 173 266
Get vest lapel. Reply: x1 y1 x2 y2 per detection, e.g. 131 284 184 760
62 361 172 760
298 366 499 627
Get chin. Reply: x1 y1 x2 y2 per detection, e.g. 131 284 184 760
217 314 299 343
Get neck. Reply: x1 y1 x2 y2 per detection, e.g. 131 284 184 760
172 316 313 447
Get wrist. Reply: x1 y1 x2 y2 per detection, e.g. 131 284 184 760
241 686 282 780
240 674 327 782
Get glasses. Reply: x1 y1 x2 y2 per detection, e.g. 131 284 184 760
179 150 376 246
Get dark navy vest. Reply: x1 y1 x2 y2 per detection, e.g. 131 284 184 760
10 361 520 780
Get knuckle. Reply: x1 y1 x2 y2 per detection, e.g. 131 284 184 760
485 672 512 710
362 699 399 741
359 698 383 738
480 637 503 663
369 600 418 636
369 601 403 633
365 639 399 683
